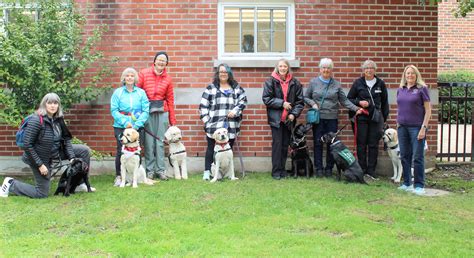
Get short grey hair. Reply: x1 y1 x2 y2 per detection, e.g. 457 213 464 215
37 93 64 118
362 60 377 70
273 59 292 74
120 67 139 85
319 58 334 69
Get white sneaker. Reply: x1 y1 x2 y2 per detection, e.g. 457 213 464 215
0 177 13 198
114 176 122 187
75 183 96 192
203 170 211 181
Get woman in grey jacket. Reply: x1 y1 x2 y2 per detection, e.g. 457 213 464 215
304 58 363 177
0 93 92 198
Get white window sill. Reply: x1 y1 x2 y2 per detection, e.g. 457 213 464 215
214 59 300 68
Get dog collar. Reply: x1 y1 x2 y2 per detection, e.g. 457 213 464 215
124 146 140 152
389 144 399 150
169 150 186 156
216 148 232 153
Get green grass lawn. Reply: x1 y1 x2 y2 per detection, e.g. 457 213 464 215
1 173 473 256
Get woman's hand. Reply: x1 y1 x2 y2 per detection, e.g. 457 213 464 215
39 165 48 176
287 114 295 121
227 111 236 118
283 102 292 111
359 100 369 108
417 127 426 140
312 104 318 110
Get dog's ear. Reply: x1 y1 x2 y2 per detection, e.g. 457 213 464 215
392 130 398 143
131 130 139 141
164 128 171 141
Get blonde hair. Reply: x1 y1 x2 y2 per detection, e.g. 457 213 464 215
37 93 64 118
273 59 292 74
399 65 426 88
120 67 138 85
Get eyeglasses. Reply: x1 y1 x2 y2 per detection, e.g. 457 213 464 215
321 67 332 70
219 71 228 74
364 67 375 70
155 59 167 64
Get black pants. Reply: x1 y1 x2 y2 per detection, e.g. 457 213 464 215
353 118 383 177
114 127 144 177
205 136 235 171
270 123 291 178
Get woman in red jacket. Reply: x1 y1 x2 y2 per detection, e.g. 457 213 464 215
137 51 176 181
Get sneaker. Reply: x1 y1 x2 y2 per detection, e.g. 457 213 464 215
147 172 154 180
113 176 122 187
0 177 13 198
398 184 414 192
75 183 96 192
413 187 426 195
203 170 211 181
157 173 168 181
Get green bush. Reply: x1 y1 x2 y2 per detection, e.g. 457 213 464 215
438 70 473 124
0 0 114 127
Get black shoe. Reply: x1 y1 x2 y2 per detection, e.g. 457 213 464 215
324 169 332 177
315 169 324 178
157 173 168 181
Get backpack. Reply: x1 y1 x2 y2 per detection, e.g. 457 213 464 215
16 114 44 149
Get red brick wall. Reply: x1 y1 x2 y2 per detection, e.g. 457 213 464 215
438 0 474 72
1 0 438 158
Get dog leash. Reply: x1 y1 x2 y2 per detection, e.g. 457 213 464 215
144 128 166 143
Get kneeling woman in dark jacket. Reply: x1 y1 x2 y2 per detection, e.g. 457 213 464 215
262 59 304 180
0 93 92 198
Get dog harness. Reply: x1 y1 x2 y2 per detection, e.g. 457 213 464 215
122 146 141 159
212 143 232 164
167 150 186 168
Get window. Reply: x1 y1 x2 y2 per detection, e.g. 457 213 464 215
218 2 296 66
0 4 39 35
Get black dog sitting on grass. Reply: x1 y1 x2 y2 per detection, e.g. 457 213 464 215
54 158 91 197
320 131 366 184
288 123 314 178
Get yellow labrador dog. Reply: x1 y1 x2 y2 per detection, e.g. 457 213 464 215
382 128 402 183
120 127 154 188
210 128 238 183
164 126 188 180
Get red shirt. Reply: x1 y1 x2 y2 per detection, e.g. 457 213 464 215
137 65 176 125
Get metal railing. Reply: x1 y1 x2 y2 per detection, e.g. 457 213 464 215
437 82 473 162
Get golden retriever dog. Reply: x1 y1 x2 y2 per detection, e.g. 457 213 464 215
210 128 238 183
382 128 403 183
120 127 154 188
164 126 188 180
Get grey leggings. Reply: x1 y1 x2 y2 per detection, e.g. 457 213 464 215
10 144 91 198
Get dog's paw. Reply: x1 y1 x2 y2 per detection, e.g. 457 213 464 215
230 177 239 181
132 184 138 188
175 175 182 180
182 175 188 180
119 183 126 188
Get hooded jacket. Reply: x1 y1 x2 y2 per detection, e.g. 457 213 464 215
262 72 304 128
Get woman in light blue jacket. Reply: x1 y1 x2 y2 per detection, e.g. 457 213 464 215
110 67 149 186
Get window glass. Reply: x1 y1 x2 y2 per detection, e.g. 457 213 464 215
224 7 239 53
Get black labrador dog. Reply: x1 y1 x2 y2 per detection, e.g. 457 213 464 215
320 131 366 184
288 123 314 178
54 158 91 197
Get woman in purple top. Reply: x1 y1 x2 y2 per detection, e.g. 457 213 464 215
396 65 431 195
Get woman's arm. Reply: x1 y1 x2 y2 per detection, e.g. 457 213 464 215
304 80 317 108
418 101 431 140
199 86 212 124
262 79 284 109
231 86 248 116
134 90 149 129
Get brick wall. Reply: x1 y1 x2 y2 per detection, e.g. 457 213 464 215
438 0 474 72
1 0 438 160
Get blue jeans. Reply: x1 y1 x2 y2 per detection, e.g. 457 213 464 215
312 119 338 172
398 125 425 188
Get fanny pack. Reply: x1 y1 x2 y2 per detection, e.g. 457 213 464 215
150 100 164 113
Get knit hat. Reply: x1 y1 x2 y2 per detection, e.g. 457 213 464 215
153 51 169 64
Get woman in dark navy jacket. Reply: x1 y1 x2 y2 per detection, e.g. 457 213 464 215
0 93 92 198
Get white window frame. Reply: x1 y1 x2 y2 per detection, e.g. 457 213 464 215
0 3 40 35
217 2 296 64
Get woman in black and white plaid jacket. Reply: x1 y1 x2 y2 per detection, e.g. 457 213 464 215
199 63 247 180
